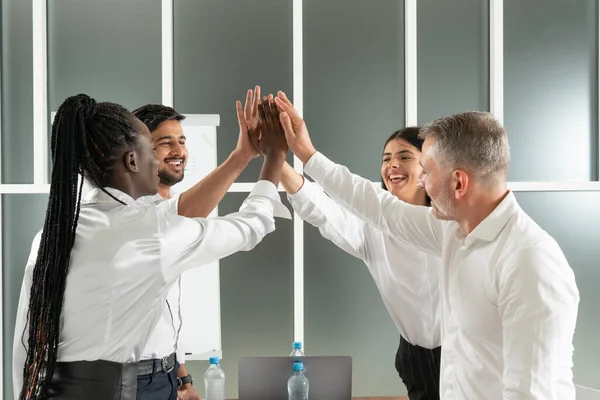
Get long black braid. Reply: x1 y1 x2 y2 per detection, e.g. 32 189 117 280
19 94 139 399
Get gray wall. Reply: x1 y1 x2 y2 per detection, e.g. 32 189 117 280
2 0 599 398
174 0 295 181
1 0 33 184
504 0 599 181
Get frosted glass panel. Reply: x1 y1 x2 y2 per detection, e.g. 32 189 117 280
304 223 403 396
417 0 489 125
304 0 405 181
48 0 162 111
47 0 162 182
504 0 598 181
2 194 49 400
1 0 34 184
174 0 294 183
303 1 406 395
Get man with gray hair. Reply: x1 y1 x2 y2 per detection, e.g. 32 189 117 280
272 92 579 400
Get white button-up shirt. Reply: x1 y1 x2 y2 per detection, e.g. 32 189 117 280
136 190 186 364
288 180 441 349
13 182 290 399
304 152 579 400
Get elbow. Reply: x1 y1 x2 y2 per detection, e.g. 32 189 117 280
240 217 276 251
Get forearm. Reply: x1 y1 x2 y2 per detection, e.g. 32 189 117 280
178 362 190 378
177 151 250 218
259 153 286 187
280 162 304 194
304 152 444 256
177 363 197 395
288 180 368 259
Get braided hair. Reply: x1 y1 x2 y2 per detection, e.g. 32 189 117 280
19 94 140 399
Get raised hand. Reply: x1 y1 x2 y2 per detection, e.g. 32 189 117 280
256 97 288 158
244 86 262 139
255 96 287 187
235 98 260 162
273 91 316 164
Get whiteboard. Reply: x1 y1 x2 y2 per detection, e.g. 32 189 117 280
51 112 223 360
174 114 222 360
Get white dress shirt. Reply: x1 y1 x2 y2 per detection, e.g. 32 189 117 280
288 180 441 348
304 152 579 400
13 181 290 399
137 190 186 364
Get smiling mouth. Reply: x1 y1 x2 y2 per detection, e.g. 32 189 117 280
388 173 407 184
165 159 184 169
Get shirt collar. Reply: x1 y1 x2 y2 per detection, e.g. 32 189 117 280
462 191 518 246
142 188 177 203
82 187 140 207
165 188 177 199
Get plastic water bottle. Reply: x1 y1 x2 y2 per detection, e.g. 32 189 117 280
288 362 309 400
290 341 305 357
204 357 225 400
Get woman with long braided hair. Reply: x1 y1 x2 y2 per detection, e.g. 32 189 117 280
12 93 289 399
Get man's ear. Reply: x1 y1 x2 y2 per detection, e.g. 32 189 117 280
124 150 139 173
452 169 469 200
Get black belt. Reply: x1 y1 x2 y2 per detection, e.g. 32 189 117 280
137 353 177 376
49 360 137 400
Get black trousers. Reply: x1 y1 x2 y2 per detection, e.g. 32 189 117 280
136 361 180 400
395 335 441 400
48 360 138 400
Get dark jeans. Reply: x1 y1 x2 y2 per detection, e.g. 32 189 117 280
136 361 180 400
395 335 441 400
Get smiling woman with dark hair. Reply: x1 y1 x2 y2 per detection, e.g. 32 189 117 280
280 125 441 400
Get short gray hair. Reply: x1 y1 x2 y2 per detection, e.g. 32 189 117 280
418 111 510 187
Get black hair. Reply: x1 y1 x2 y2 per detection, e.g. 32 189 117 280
380 126 431 206
132 104 185 132
20 94 140 399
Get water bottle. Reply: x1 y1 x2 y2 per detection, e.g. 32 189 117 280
288 362 309 400
290 341 305 357
204 357 225 400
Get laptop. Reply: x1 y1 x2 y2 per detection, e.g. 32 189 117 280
238 356 352 400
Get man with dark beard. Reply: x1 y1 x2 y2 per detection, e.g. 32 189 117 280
132 86 264 400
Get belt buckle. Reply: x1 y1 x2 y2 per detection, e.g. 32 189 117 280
161 355 174 373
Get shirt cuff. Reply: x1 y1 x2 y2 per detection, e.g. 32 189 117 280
176 349 186 364
248 180 292 219
303 152 337 185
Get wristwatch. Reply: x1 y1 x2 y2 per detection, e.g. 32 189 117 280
177 374 194 387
